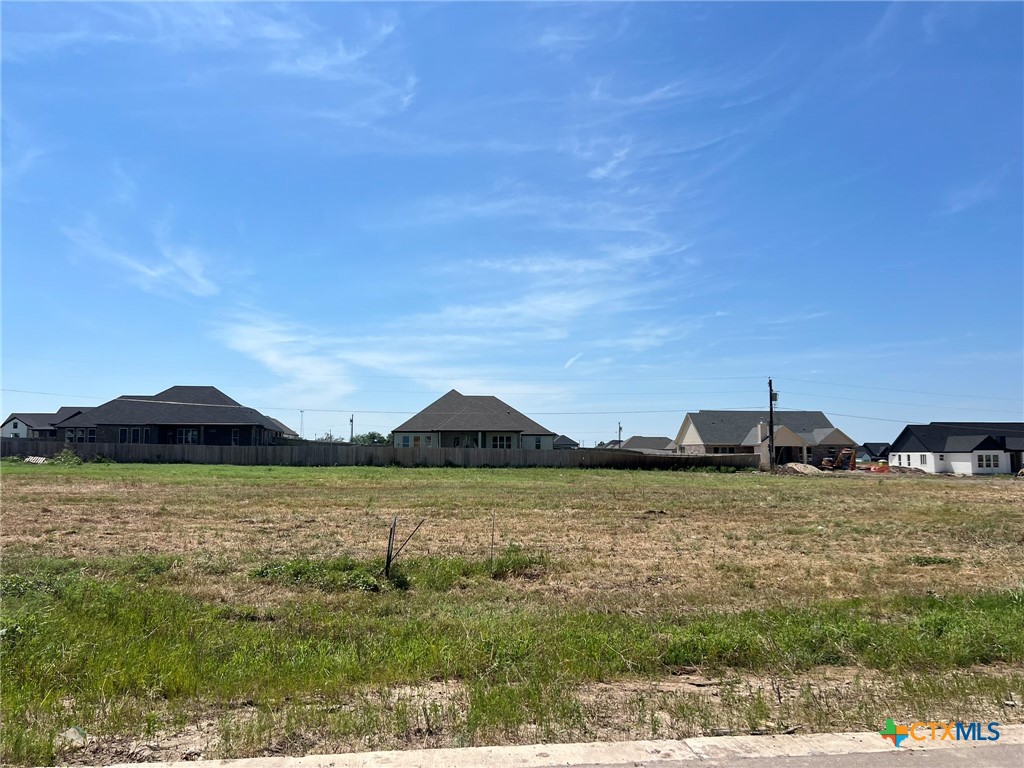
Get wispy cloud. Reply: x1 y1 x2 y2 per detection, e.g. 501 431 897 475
215 308 577 417
939 167 1008 216
588 47 785 112
863 3 901 50
267 19 397 80
215 310 354 406
536 27 594 54
111 161 138 206
563 352 583 369
4 5 414 125
411 186 667 235
61 220 218 298
588 145 631 180
1 115 57 194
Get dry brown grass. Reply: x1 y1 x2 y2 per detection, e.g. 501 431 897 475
3 464 1022 611
53 665 1024 765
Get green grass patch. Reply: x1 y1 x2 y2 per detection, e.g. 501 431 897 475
252 545 550 594
252 556 396 593
2 559 1022 763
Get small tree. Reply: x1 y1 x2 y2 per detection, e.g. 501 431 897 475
352 431 389 446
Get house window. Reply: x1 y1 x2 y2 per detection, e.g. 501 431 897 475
939 454 945 461
977 454 999 469
402 435 410 448
12 421 18 429
176 428 198 444
88 429 96 443
131 427 141 444
143 428 150 443
232 428 240 446
919 455 927 465
119 428 128 443
77 428 86 443
426 435 432 446
413 436 421 448
535 437 542 449
491 435 511 449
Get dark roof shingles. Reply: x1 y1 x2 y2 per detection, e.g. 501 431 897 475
688 410 834 445
394 390 555 435
57 387 280 430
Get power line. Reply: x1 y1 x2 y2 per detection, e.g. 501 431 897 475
2 388 106 401
780 390 1022 416
776 407 1024 433
5 389 1021 429
778 377 1023 403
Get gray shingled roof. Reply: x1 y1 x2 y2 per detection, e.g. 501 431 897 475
891 422 1024 454
861 442 891 458
688 410 834 445
268 417 299 437
553 434 579 448
621 436 674 451
393 390 555 435
4 408 92 430
4 413 59 430
56 387 281 430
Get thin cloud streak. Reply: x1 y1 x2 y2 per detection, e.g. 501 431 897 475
61 221 219 298
939 167 1009 216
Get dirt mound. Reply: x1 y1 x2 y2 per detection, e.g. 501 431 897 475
777 463 823 476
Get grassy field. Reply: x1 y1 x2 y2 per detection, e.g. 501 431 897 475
2 462 1022 765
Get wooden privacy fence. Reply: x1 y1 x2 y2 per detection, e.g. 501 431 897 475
1 440 760 470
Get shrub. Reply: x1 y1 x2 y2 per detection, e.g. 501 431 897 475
51 448 83 466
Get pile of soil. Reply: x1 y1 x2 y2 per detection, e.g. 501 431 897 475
777 463 823 476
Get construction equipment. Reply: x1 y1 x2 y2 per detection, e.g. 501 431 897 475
821 448 855 471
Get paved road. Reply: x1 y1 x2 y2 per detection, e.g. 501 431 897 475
575 744 1022 768
108 727 1024 768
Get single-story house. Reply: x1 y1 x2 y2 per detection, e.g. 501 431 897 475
392 389 556 449
553 434 579 450
857 442 891 463
2 407 92 440
620 436 675 454
597 439 623 450
673 410 857 469
268 417 300 439
888 422 1024 475
53 386 293 446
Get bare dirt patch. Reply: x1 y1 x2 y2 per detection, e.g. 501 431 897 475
3 466 1022 611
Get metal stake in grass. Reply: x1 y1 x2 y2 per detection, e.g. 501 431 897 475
384 516 426 579
490 508 496 573
384 516 397 578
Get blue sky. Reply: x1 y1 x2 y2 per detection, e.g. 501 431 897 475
2 2 1022 444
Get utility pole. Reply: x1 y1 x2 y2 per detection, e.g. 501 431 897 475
768 378 777 470
349 414 354 442
618 421 622 447
300 410 304 440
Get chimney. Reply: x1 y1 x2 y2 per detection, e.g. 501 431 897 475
757 421 768 442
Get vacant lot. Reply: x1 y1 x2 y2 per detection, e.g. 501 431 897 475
2 463 1022 765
